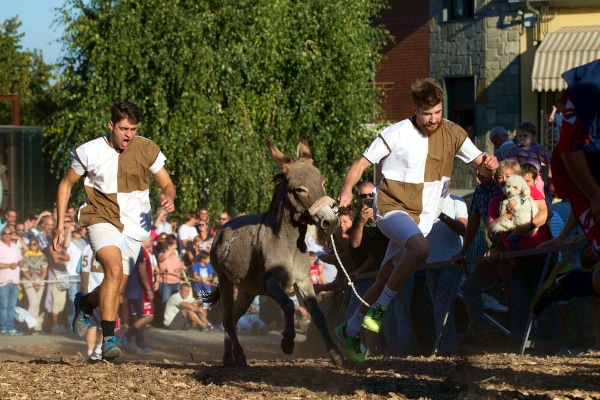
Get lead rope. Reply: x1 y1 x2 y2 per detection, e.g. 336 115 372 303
329 233 371 308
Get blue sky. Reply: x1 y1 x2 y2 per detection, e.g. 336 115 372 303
3 0 66 64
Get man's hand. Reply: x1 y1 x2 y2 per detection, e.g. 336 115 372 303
482 153 499 172
160 194 175 213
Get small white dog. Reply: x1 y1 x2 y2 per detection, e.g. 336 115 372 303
491 175 539 234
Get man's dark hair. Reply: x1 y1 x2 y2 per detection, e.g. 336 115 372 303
111 100 141 124
520 162 538 180
411 77 444 110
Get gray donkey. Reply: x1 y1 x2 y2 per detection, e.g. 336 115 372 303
205 136 343 367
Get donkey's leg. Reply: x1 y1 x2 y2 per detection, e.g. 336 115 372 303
229 291 256 367
265 277 296 354
219 278 244 367
296 279 344 366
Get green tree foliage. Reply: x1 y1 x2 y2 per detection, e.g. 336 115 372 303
0 17 56 126
45 0 389 218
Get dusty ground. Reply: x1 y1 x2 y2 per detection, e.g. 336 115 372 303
1 326 599 399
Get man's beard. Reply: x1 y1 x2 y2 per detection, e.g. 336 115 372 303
418 119 443 135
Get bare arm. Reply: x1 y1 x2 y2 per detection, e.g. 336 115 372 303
470 153 499 179
53 168 82 254
153 167 177 213
562 151 600 222
338 156 372 207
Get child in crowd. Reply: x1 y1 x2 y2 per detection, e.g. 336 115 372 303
505 122 552 196
191 250 215 300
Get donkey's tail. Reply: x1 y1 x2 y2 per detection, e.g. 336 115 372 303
202 287 221 309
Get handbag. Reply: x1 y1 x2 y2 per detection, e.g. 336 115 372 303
55 273 73 291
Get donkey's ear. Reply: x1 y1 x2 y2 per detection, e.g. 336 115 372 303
296 135 313 164
265 138 294 168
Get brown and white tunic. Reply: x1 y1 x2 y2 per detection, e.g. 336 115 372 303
71 135 166 241
363 117 482 236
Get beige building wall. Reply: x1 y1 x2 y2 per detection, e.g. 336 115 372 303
519 7 600 124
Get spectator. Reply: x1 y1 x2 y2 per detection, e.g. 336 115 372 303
163 282 212 331
191 250 215 300
196 219 213 250
14 222 29 255
20 238 48 333
64 221 86 328
489 127 515 162
288 289 311 334
319 206 355 284
156 234 183 304
197 205 212 235
80 244 104 361
0 226 25 335
22 214 38 244
235 289 276 335
454 169 506 345
309 251 325 286
487 160 553 352
66 205 78 224
152 207 172 235
122 236 155 354
505 122 552 196
36 215 55 250
44 227 71 334
178 211 198 250
0 208 17 232
425 187 468 355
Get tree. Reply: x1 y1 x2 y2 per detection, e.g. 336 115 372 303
45 0 390 219
0 17 56 126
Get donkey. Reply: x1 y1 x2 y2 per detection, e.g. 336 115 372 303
205 136 343 367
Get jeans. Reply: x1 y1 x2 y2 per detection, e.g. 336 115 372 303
0 283 18 331
427 265 461 354
237 313 265 332
159 283 181 304
381 273 415 355
462 260 510 335
66 276 81 324
509 259 559 350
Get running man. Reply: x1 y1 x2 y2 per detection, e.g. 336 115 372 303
53 100 176 360
335 77 498 361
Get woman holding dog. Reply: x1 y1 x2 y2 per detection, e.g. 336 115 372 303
487 160 553 353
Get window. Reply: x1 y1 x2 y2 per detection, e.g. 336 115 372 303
443 0 474 21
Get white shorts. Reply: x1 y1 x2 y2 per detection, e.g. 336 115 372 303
87 223 143 276
376 210 423 267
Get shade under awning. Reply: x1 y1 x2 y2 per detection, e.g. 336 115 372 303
531 25 600 92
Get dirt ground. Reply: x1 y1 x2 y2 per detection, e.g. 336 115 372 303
1 326 599 400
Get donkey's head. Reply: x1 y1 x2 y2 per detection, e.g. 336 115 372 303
266 136 339 235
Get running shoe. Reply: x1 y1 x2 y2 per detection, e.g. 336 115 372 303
72 292 90 339
362 305 386 333
530 260 575 315
334 322 365 362
5 329 23 336
101 336 122 360
88 351 102 362
136 347 152 354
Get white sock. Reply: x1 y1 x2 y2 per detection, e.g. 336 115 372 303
373 285 398 308
87 349 93 357
345 309 366 337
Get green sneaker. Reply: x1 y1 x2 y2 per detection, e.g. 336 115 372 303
362 305 386 333
530 260 575 315
334 322 365 362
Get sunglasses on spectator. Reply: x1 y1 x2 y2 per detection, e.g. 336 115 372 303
199 224 207 227
359 192 374 199
2 231 13 235
16 228 24 232
219 218 228 221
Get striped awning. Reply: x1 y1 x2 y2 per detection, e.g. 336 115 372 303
532 25 600 92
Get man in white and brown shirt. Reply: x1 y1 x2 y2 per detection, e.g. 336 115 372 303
334 78 498 362
53 100 176 360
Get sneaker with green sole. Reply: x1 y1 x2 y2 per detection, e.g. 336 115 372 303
362 305 386 333
530 260 575 315
334 322 365 362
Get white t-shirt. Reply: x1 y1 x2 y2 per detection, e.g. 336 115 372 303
178 224 198 243
163 290 195 326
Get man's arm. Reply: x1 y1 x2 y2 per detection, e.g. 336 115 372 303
470 153 499 178
562 151 600 221
338 156 372 207
54 168 82 254
153 167 177 213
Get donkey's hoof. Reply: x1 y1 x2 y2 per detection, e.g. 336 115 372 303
329 348 344 367
281 337 295 354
